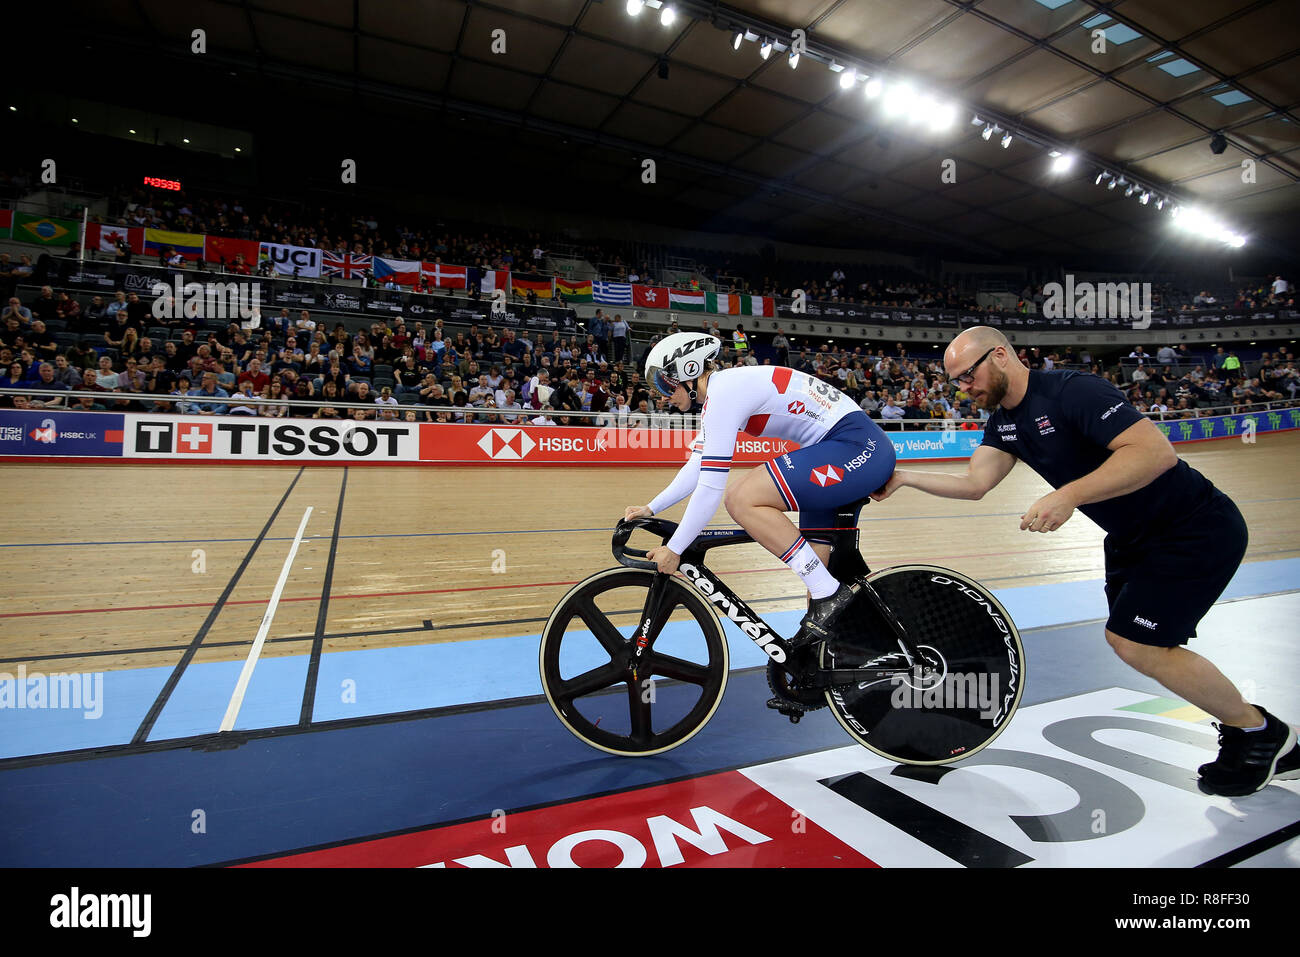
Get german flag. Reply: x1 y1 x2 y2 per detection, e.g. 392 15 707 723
555 278 593 302
511 274 554 298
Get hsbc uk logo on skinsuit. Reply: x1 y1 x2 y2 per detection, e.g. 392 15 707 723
477 429 536 460
787 401 806 416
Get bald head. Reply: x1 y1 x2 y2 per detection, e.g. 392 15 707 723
945 325 1025 410
944 326 1012 373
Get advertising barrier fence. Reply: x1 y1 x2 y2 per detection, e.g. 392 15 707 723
0 408 1294 466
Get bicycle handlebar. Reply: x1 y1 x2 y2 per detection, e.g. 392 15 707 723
612 517 678 571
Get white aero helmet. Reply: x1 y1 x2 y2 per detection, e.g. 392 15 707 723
645 332 722 397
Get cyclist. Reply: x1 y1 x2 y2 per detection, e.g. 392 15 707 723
624 332 896 647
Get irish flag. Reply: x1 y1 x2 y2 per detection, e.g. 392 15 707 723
668 289 705 312
706 292 740 315
742 295 775 317
556 279 593 302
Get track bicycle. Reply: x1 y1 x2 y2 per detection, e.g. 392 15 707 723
539 496 1025 765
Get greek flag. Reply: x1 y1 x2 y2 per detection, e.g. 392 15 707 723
593 281 632 305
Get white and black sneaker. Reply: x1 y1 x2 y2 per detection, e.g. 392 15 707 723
1197 705 1298 797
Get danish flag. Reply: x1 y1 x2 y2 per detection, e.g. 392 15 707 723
809 464 843 487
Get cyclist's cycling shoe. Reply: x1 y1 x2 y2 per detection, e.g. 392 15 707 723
792 582 856 648
1196 705 1297 796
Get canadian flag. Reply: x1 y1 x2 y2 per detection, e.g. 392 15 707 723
87 223 144 254
809 464 843 487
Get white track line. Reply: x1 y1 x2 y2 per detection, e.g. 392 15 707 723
219 506 313 732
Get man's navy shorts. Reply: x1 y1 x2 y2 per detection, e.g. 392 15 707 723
763 411 896 540
1103 489 1248 647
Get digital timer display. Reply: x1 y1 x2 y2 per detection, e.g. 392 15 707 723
143 176 182 191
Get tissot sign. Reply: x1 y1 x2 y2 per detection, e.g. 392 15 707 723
128 417 418 460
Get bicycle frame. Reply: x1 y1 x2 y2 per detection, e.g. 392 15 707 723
612 515 931 688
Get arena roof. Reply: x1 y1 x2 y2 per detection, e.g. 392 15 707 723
32 0 1300 262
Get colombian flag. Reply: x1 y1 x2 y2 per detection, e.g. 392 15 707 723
144 228 206 260
14 213 78 246
555 278 593 302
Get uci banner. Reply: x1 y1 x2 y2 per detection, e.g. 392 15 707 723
258 242 323 278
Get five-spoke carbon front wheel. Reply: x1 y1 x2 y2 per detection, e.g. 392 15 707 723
539 568 729 756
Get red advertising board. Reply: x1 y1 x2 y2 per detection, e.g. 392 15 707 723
417 423 798 466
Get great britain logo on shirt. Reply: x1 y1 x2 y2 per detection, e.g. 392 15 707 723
996 422 1017 441
1036 415 1055 436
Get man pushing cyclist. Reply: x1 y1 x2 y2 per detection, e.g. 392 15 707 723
871 325 1297 796
623 332 895 653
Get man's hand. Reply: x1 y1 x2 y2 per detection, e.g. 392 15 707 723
869 470 905 502
646 545 680 575
1020 489 1077 532
624 504 652 522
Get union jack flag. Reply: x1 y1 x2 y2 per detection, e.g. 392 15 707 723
322 252 373 279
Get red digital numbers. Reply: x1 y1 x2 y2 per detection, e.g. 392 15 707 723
143 176 182 191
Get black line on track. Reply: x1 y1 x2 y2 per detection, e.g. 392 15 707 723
129 467 305 745
300 468 347 726
1195 819 1300 867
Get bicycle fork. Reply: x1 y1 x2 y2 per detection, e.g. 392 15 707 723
628 572 675 683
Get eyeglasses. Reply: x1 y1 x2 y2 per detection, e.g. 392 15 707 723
950 347 997 385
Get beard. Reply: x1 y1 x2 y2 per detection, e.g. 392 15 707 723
972 366 1009 409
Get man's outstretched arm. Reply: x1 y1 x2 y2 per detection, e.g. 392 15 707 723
872 444 1016 502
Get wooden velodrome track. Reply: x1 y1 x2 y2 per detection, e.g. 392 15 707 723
1 430 1298 678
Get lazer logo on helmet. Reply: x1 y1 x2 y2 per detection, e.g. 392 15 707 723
666 338 715 365
679 562 786 663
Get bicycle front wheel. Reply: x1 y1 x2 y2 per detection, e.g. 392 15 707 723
539 568 729 756
821 564 1025 765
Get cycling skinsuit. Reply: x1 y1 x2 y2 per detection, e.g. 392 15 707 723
648 365 896 554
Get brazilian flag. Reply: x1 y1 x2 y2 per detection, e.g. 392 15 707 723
14 213 79 246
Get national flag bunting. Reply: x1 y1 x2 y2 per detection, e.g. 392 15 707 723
478 269 508 295
668 289 706 312
511 275 554 298
86 223 145 254
0 209 11 235
555 278 593 302
373 257 421 286
633 285 669 309
14 213 79 246
420 262 466 288
144 228 205 260
593 281 632 305
205 236 261 268
323 252 374 279
706 292 740 315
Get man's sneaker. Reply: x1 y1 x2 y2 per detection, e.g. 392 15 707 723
1274 740 1300 780
793 582 856 648
1197 705 1297 796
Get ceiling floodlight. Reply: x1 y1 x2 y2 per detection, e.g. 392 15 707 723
660 5 676 26
1095 171 1110 185
732 30 744 50
1050 152 1075 173
760 38 772 59
839 69 856 89
1000 132 1012 148
626 0 644 15
864 77 882 98
1125 184 1137 197
788 49 799 68
1139 191 1150 205
971 115 985 126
